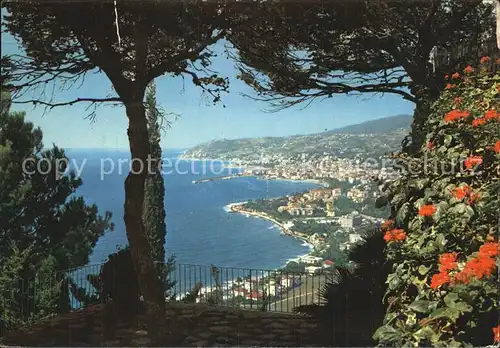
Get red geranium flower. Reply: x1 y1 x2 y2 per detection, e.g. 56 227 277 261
464 65 473 74
472 118 486 127
453 271 470 284
494 140 500 153
394 230 407 241
454 185 471 200
453 185 479 204
427 141 434 150
484 110 499 120
462 256 496 279
439 253 458 272
430 272 450 289
493 325 500 343
444 110 470 122
451 72 460 79
381 219 394 229
480 56 490 64
468 192 480 205
384 229 406 242
383 231 393 242
464 156 483 169
419 205 437 217
479 242 499 258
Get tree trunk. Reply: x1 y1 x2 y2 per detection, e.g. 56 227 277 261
124 99 167 344
407 99 432 154
496 0 500 50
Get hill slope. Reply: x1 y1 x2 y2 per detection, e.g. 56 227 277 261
181 114 411 161
323 114 412 134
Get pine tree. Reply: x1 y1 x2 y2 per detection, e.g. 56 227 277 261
0 88 114 330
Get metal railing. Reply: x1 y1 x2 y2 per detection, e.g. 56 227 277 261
167 263 328 312
1 262 330 337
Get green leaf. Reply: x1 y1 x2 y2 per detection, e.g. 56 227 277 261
373 324 402 343
444 134 453 146
375 195 389 208
418 264 432 275
449 203 474 219
409 300 437 313
434 201 450 220
443 292 459 305
411 178 429 190
396 202 410 225
387 273 401 291
409 218 422 232
429 307 461 321
390 192 406 206
414 326 438 342
424 188 438 200
444 293 472 313
435 233 447 248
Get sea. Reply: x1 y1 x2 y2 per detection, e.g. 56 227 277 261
66 149 320 272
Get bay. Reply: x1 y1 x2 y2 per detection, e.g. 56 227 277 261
67 149 319 271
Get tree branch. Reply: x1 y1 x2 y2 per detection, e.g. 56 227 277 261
148 29 225 81
13 97 122 108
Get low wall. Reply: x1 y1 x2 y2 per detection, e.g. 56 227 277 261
0 302 321 346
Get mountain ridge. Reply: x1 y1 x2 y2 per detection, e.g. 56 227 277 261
196 114 412 147
182 114 412 160
321 114 412 135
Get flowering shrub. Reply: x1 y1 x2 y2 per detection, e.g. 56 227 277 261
374 59 500 346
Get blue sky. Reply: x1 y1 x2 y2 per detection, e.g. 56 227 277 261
2 35 415 149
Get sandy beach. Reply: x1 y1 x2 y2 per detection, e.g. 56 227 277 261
225 202 314 254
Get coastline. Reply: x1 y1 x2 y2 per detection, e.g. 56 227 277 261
178 157 327 188
179 157 247 171
180 157 323 268
259 177 327 187
225 202 315 268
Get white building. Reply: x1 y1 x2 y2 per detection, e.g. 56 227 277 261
299 255 323 265
339 214 362 229
305 266 322 275
349 233 363 244
339 242 350 251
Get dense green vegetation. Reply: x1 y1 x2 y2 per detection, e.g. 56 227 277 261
376 60 499 347
323 179 359 192
143 80 170 287
281 261 306 273
359 198 391 219
243 198 290 220
292 220 341 236
332 195 390 219
0 89 113 332
296 230 389 346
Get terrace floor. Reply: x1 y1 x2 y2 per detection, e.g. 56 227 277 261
0 302 323 347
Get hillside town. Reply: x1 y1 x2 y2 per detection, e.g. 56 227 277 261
230 181 389 274
240 153 400 186
190 130 405 274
